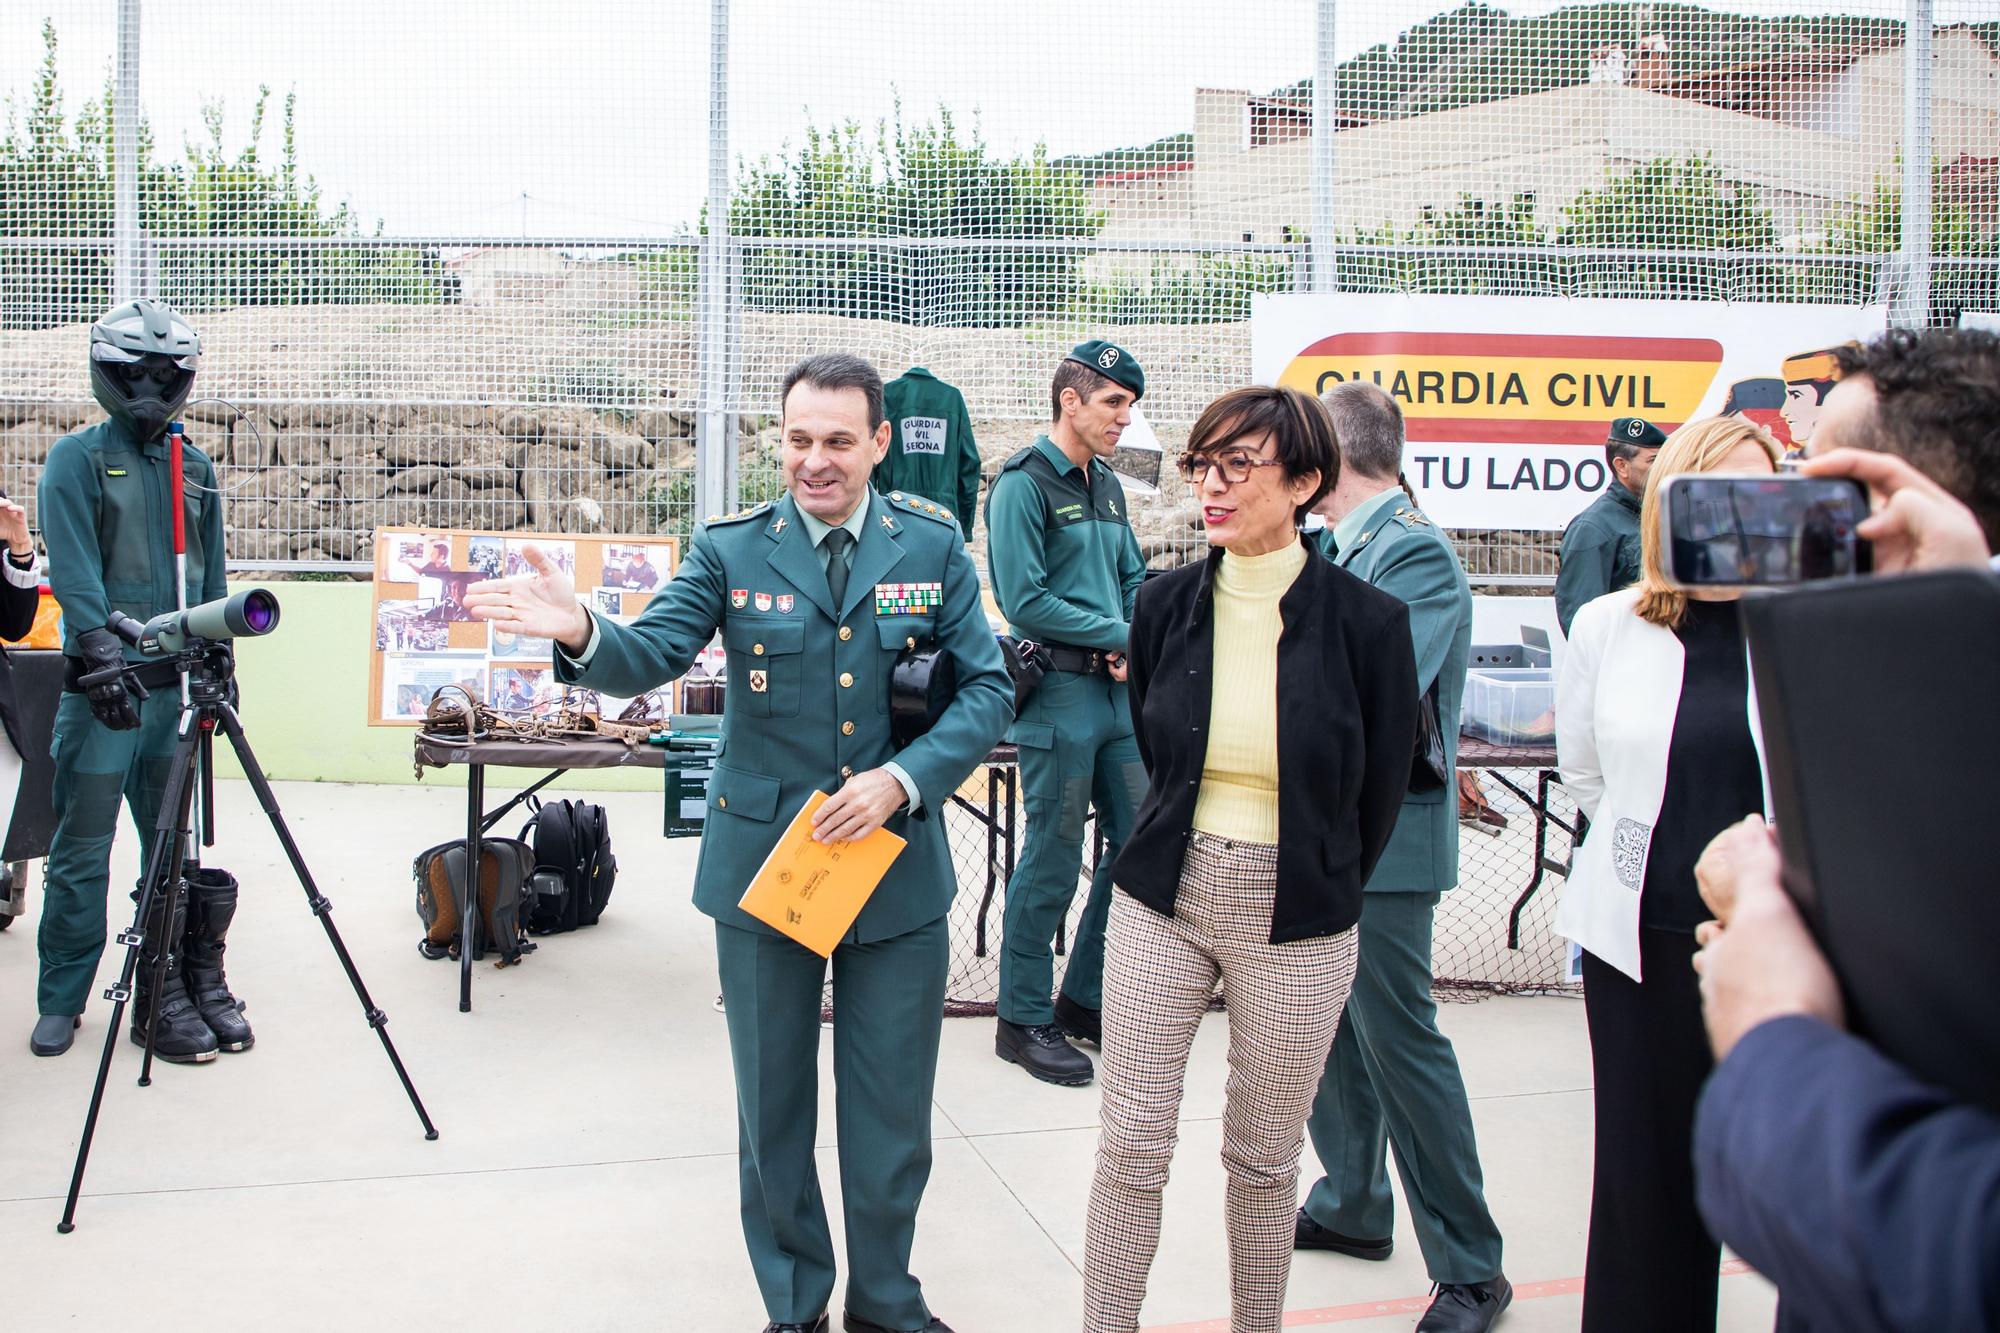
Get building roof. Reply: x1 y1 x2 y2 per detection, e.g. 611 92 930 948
1094 161 1195 186
1652 38 1903 109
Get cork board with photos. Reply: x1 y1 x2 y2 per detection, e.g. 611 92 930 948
368 527 679 726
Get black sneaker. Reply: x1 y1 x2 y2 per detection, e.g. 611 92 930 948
1414 1276 1512 1333
1293 1207 1393 1260
1053 992 1101 1046
996 1018 1093 1086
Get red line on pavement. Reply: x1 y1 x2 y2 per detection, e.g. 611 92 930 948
1140 1260 1755 1331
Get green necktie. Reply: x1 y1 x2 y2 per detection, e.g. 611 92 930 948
823 527 853 608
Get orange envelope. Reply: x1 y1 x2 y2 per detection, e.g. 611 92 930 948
738 790 906 957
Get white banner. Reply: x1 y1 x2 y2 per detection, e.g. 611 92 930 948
1252 294 1886 530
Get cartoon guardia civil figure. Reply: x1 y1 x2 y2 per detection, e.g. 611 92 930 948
466 353 1010 1333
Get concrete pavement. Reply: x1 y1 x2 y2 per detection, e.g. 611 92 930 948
0 779 1777 1331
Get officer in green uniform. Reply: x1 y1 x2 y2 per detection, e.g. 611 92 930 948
1553 416 1666 636
30 299 232 1062
983 340 1147 1086
1299 381 1512 1333
875 367 980 537
468 354 1010 1333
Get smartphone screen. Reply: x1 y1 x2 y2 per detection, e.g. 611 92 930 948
1662 475 1872 587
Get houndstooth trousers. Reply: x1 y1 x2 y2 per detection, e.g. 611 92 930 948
1082 832 1360 1332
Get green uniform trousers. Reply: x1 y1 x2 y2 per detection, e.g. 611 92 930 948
38 687 182 1017
1303 891 1504 1286
716 915 948 1330
999 670 1144 1026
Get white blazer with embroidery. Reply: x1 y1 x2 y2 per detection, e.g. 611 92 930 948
1553 588 1768 982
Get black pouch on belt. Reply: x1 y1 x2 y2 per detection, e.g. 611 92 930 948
996 635 1045 714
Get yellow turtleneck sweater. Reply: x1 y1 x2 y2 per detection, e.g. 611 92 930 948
1191 538 1307 843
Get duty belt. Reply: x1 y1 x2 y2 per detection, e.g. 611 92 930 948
1037 642 1116 677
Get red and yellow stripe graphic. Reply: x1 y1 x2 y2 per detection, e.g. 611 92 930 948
1277 332 1725 445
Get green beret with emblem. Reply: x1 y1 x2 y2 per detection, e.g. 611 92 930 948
1607 416 1667 449
1064 339 1144 401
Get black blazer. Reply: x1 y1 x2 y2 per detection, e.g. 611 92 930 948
1110 541 1418 944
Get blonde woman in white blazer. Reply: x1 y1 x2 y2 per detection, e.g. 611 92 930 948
1554 417 1780 1333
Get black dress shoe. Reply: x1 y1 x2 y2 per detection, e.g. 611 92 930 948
30 1014 80 1057
1293 1207 1392 1260
762 1315 828 1333
1053 992 1101 1046
842 1314 953 1333
1414 1275 1512 1333
996 1018 1093 1086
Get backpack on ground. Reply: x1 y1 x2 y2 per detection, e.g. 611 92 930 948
519 797 617 935
413 836 538 966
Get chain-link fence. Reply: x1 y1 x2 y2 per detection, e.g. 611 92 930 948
5 2 1990 572
5 0 1997 996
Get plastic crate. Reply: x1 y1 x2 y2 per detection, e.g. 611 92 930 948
1463 668 1557 745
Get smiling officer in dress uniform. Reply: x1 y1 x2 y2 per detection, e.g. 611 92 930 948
466 354 1011 1333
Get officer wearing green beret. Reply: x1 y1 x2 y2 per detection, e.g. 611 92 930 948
468 353 1011 1333
31 299 242 1064
983 339 1148 1086
1554 416 1667 636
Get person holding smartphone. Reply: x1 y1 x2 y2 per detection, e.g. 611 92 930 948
1553 415 1782 1333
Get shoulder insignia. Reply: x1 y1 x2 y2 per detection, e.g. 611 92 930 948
889 491 905 501
708 501 772 528
894 493 957 526
998 446 1039 474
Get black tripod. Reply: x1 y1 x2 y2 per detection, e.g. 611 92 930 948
58 637 436 1232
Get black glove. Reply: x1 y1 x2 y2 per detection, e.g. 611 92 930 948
77 627 142 731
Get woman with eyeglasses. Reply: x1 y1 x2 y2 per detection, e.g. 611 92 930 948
1081 385 1418 1332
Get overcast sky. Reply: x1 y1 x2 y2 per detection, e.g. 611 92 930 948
0 1 1975 238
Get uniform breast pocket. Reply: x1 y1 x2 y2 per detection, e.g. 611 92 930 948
1616 531 1643 577
181 464 210 596
95 461 156 621
874 615 935 713
725 618 805 718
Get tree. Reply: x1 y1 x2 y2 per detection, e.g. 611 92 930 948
1556 153 1792 299
1822 163 2000 319
0 20 447 329
728 104 1103 327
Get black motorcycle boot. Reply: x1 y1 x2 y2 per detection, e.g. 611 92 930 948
131 881 219 1064
183 868 254 1052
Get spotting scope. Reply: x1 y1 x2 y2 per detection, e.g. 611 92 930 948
109 588 282 656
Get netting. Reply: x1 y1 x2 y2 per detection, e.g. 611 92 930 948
4 1 1997 996
939 760 1580 1014
7 3 1988 568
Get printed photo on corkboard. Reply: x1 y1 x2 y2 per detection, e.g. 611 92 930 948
367 527 678 726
